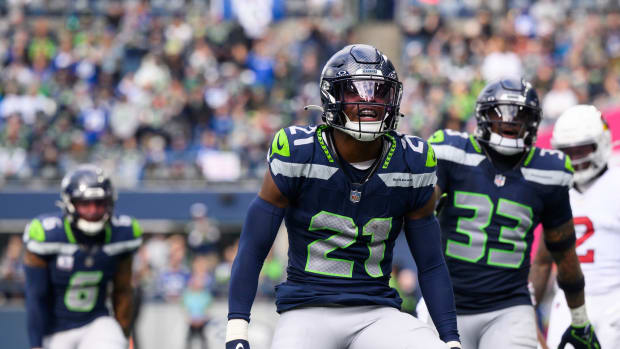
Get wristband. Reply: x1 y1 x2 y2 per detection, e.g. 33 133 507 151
226 319 249 342
569 304 589 327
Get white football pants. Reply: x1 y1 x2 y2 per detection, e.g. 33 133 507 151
271 305 451 349
417 298 537 349
43 316 128 349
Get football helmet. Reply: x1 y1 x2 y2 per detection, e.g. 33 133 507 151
475 78 542 155
319 44 403 141
551 104 611 185
60 164 116 235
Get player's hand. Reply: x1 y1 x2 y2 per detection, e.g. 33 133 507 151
558 323 600 349
226 339 250 349
444 340 462 349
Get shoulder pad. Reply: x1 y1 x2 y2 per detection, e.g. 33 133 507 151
24 214 67 243
427 129 485 166
392 132 436 174
268 125 320 163
103 215 143 256
521 147 573 186
428 129 473 147
23 214 78 255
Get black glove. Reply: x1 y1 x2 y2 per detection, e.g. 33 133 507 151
226 339 250 349
558 323 600 349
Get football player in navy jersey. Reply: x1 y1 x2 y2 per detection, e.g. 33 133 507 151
418 78 600 349
226 44 461 349
23 164 142 349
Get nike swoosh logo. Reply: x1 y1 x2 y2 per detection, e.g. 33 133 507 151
276 134 285 150
236 344 244 349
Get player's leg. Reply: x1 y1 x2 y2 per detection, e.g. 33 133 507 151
77 316 128 349
455 313 488 349
43 326 85 349
415 298 480 349
478 305 538 349
270 306 348 349
545 290 570 349
349 306 447 349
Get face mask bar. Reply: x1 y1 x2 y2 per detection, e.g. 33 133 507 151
559 144 597 167
333 78 400 133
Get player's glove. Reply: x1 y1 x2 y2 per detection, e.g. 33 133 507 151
558 323 600 349
444 340 462 349
225 339 250 349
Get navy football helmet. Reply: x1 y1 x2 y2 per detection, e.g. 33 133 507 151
475 78 542 155
60 164 116 235
319 44 403 141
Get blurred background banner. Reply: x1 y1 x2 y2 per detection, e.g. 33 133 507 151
1 0 620 348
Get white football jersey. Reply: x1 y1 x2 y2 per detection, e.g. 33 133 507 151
569 166 620 295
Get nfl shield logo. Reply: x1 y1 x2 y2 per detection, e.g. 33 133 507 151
57 255 74 271
350 189 362 203
494 174 506 187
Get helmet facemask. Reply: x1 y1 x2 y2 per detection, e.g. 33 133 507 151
322 75 402 142
476 103 540 155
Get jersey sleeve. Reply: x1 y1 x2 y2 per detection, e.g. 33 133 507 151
105 215 143 256
541 185 572 229
427 130 450 191
402 135 438 212
267 127 305 200
539 154 575 229
22 215 70 256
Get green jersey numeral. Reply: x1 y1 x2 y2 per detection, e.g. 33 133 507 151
64 271 103 312
305 211 392 278
447 192 532 269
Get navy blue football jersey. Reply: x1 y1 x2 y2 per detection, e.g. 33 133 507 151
23 213 142 334
268 124 437 313
428 129 574 314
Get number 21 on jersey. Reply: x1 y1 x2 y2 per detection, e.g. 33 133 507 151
305 211 391 278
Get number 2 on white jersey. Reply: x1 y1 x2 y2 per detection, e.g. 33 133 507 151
573 216 595 263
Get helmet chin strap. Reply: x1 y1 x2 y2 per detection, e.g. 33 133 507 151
488 132 526 155
76 217 107 236
340 114 386 142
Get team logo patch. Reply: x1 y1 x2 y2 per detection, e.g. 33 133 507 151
494 174 506 187
57 255 74 271
349 189 362 203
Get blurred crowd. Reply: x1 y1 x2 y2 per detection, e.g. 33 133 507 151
1 0 620 311
396 0 620 139
1 0 620 187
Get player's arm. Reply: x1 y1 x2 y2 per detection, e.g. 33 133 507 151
112 253 134 337
404 190 460 347
528 240 554 349
226 170 288 349
529 234 554 305
543 219 584 308
23 250 50 349
543 219 600 348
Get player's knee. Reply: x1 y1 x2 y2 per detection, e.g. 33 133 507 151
79 316 127 349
